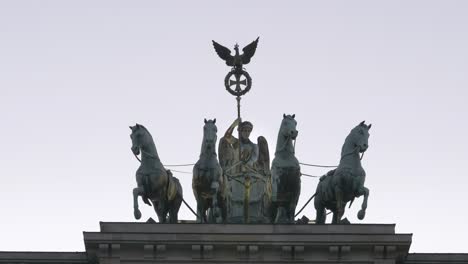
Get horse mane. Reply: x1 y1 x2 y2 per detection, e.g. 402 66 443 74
138 124 149 134
341 130 355 157
137 124 154 140
275 116 296 155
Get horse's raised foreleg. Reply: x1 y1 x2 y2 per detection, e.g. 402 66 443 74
133 187 144 219
357 186 369 220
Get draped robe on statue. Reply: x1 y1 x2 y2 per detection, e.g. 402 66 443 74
218 119 271 223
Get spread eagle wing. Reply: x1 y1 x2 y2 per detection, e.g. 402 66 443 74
255 136 270 176
241 37 259 65
212 40 234 66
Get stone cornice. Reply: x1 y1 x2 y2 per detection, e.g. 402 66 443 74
83 223 412 263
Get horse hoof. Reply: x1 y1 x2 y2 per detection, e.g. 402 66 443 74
357 209 366 220
134 209 142 220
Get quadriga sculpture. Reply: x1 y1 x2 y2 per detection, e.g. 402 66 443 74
270 114 301 223
192 119 227 223
130 124 183 223
314 121 371 224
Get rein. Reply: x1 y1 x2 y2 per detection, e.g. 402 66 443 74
133 153 141 162
133 148 159 162
340 145 366 162
275 133 296 155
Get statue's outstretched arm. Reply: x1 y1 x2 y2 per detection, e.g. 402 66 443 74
224 118 240 139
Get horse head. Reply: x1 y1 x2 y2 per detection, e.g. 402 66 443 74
129 123 154 157
347 121 371 154
281 114 298 140
130 124 144 155
202 118 217 153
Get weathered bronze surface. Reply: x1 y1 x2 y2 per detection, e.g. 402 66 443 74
218 118 271 223
126 40 375 225
213 37 259 97
212 37 259 74
270 114 301 224
130 124 183 223
192 119 227 223
314 121 371 224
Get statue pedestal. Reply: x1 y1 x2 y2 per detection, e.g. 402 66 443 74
84 222 412 263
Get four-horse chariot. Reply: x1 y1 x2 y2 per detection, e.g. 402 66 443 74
129 38 372 224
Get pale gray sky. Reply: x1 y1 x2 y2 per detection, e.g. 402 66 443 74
0 0 467 253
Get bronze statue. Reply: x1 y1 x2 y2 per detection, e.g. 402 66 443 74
213 38 259 97
212 37 259 74
130 124 183 223
270 114 301 224
314 121 371 224
220 119 258 167
192 119 227 223
123 39 377 227
218 118 271 223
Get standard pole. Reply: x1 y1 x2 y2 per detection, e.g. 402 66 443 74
236 96 250 224
236 96 242 168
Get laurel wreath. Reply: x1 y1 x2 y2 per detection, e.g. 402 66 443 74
224 70 252 97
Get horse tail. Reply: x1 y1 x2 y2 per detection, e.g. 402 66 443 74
166 169 172 190
174 176 183 197
166 170 182 201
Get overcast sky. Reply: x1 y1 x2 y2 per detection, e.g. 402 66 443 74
0 0 467 253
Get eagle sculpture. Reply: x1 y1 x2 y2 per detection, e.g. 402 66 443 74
212 37 259 73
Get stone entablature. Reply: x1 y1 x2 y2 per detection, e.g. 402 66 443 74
1 223 467 264
84 223 411 263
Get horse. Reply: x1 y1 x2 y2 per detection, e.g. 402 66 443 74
314 121 371 224
130 124 183 223
270 114 301 223
192 119 227 223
